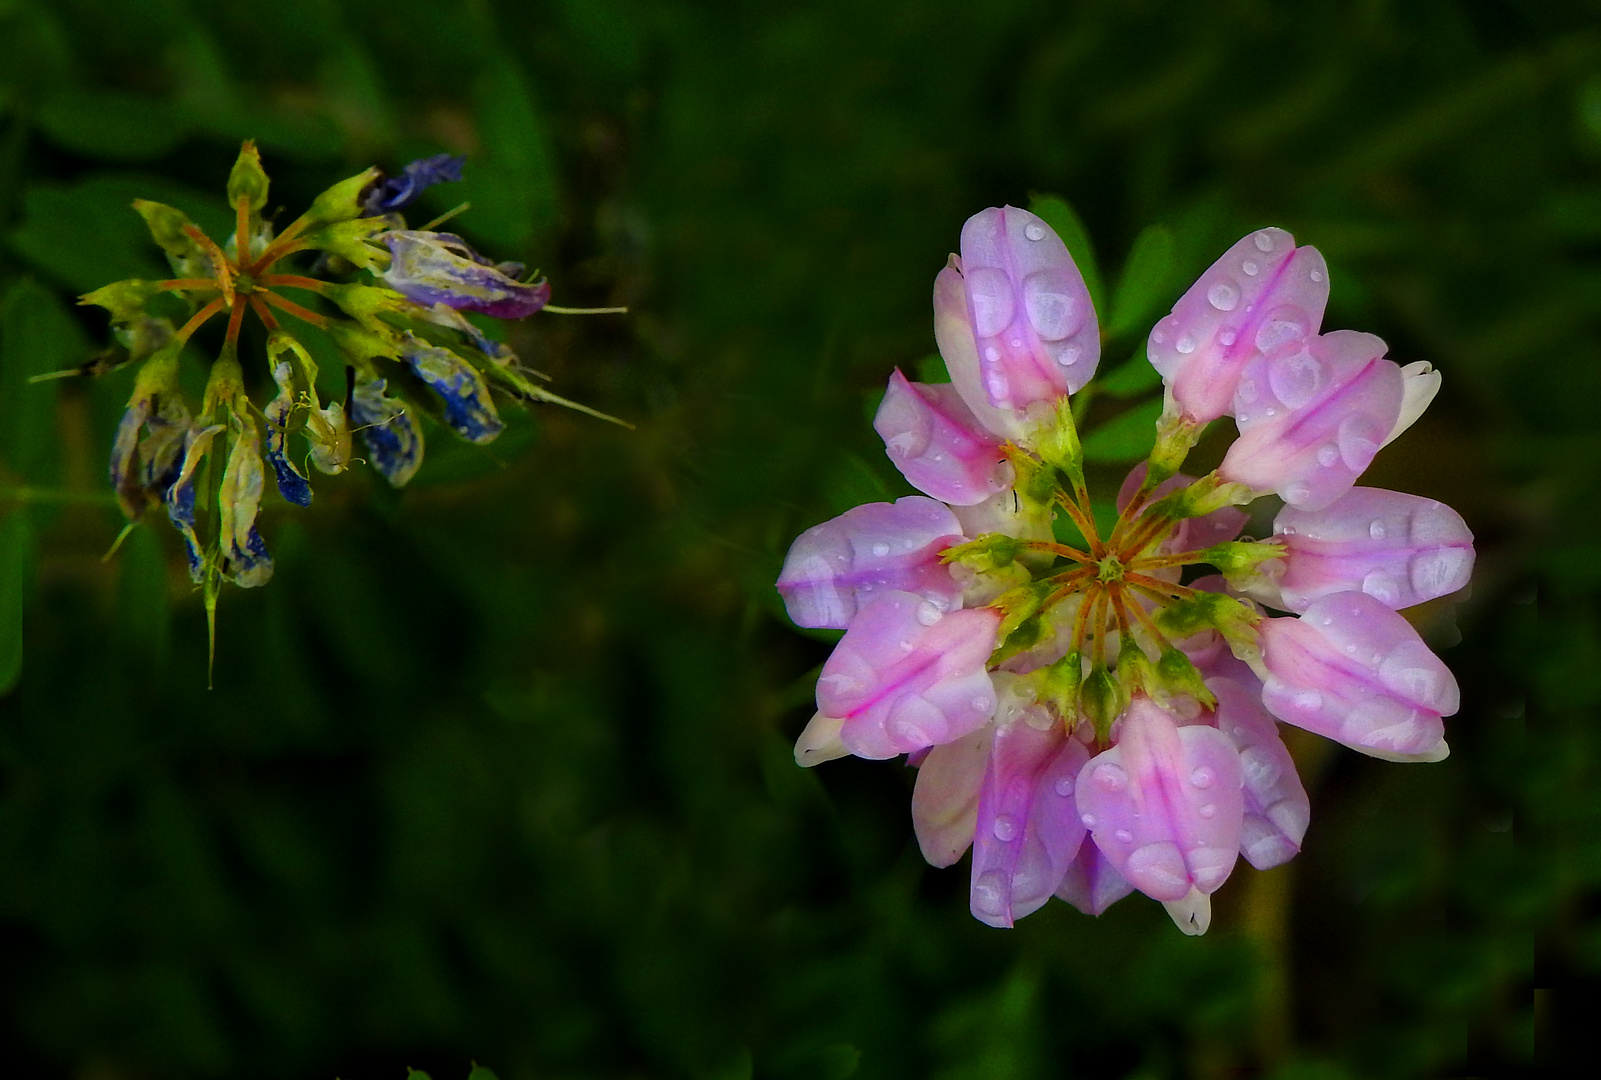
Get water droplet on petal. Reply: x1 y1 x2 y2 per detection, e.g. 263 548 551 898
1054 778 1074 797
1114 829 1133 844
1254 231 1275 252
1242 259 1260 276
1255 308 1312 353
1236 378 1258 404
1081 813 1097 828
1054 343 1081 368
992 814 1019 842
1093 763 1127 792
1291 688 1323 711
1218 328 1238 347
1175 334 1196 354
1152 329 1166 344
1317 444 1339 467
915 600 942 626
1362 570 1400 606
1190 766 1215 789
1310 269 1325 282
1267 349 1323 408
898 639 914 652
1024 222 1046 241
967 268 1015 337
1207 282 1239 311
1199 803 1216 819
1370 520 1387 540
984 346 1001 362
871 541 890 557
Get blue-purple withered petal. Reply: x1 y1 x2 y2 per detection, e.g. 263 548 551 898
350 373 424 487
381 230 551 319
402 335 504 444
361 153 466 214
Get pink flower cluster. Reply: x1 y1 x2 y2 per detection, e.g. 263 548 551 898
777 207 1473 934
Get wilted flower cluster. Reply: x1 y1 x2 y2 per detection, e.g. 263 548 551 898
85 142 618 654
777 208 1472 934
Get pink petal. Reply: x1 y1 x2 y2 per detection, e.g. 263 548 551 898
969 713 1089 927
1209 677 1310 869
945 207 1099 420
1271 487 1474 612
1258 591 1458 760
934 260 1030 444
1074 697 1245 902
816 591 1001 759
874 370 1012 506
776 497 966 628
1221 331 1404 511
911 724 995 867
1054 839 1135 916
1149 229 1329 424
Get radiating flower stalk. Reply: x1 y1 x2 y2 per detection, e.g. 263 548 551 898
777 208 1473 934
71 142 625 679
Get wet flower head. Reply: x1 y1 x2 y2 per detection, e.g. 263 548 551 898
79 141 627 673
777 206 1472 935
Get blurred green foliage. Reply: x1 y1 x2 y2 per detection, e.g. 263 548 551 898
0 0 1587 1076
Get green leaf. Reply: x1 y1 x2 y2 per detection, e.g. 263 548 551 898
1081 398 1164 463
0 509 36 696
1105 223 1176 340
1027 194 1103 320
0 279 90 481
466 53 560 247
114 525 171 668
1096 347 1163 398
466 1066 501 1080
914 352 951 383
36 88 188 161
9 173 233 293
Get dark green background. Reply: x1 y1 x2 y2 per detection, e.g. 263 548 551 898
0 1 1581 1076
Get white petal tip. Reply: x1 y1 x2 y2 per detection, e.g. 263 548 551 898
1356 740 1450 764
1162 889 1212 936
1383 362 1441 448
794 713 851 767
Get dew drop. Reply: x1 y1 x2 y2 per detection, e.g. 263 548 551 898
1114 829 1133 844
898 639 914 652
1175 334 1196 355
1317 444 1339 467
992 814 1019 842
1093 763 1128 792
1152 330 1166 344
1254 231 1275 252
871 542 890 557
1207 282 1239 311
1081 813 1097 828
1199 803 1216 819
915 600 943 626
1190 766 1215 789
1310 269 1325 283
1218 328 1238 347
1242 259 1260 276
1362 570 1400 606
1054 344 1082 368
1236 378 1258 404
1369 520 1387 540
1024 222 1046 241
985 346 1001 362
1054 777 1074 797
1291 688 1323 711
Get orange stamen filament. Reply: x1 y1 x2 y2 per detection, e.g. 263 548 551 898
175 297 226 345
261 291 329 328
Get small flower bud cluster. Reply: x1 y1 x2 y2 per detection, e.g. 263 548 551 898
777 207 1472 935
82 142 622 666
